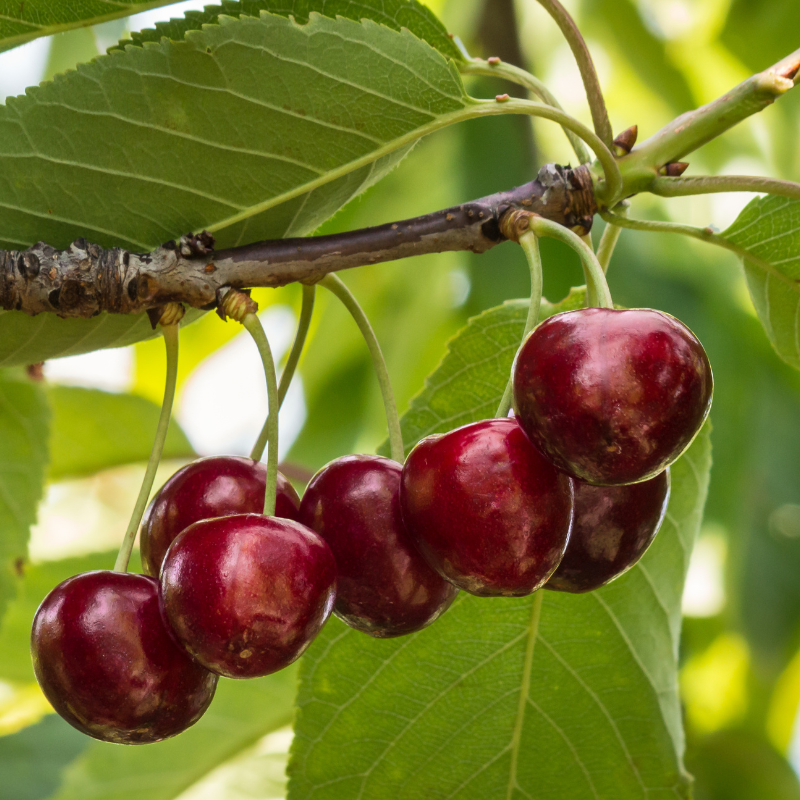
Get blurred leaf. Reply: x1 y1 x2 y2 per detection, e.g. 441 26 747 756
0 309 204 370
384 287 585 454
0 12 469 363
721 0 800 73
0 2 173 53
768 644 800 753
0 373 49 627
48 667 297 800
689 729 800 800
288 298 712 799
725 196 800 371
112 0 463 62
47 386 194 481
0 716 88 800
0 552 138 684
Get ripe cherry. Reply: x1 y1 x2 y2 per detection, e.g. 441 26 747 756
141 456 300 576
160 514 336 678
31 571 217 744
400 418 573 597
546 470 670 593
299 455 458 637
513 308 712 485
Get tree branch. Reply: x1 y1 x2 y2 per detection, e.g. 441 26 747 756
0 165 596 319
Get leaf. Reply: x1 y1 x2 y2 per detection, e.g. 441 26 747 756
48 668 297 800
0 716 88 800
47 386 194 481
289 297 712 799
0 2 175 53
111 0 463 62
724 196 800 371
0 309 205 371
0 12 469 363
0 373 49 628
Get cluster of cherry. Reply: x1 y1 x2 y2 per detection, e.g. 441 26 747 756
30 304 711 745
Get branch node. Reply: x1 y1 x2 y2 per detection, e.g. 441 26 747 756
613 125 638 156
659 161 690 177
500 209 536 243
217 287 258 322
147 302 185 329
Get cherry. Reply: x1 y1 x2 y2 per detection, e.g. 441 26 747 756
546 470 670 593
141 456 300 577
299 455 458 637
513 308 712 485
31 571 217 744
400 418 573 597
159 514 336 678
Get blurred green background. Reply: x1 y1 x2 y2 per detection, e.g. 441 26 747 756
2 1 800 798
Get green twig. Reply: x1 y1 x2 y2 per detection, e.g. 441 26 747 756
114 322 179 572
533 0 614 149
496 230 544 418
651 175 800 200
241 313 280 516
461 58 591 164
530 216 613 308
596 202 629 272
319 274 404 463
250 284 315 462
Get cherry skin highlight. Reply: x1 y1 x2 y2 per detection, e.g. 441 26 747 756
31 571 217 745
160 514 336 679
512 308 712 486
141 456 300 576
400 418 573 597
299 454 458 637
546 470 670 593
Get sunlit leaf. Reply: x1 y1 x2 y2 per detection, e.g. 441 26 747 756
725 196 800 371
289 298 711 799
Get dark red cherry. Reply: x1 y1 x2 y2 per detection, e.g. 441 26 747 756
299 455 458 637
513 308 712 485
31 571 217 744
160 514 336 678
400 418 573 597
546 470 670 593
141 456 300 577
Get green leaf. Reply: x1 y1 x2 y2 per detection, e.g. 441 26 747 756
0 309 205 371
0 12 469 364
48 668 297 800
725 196 800 371
0 2 175 53
111 0 463 62
0 373 49 627
0 716 88 800
289 297 712 799
47 386 194 480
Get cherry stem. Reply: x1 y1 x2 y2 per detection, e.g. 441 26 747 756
496 230 543 418
651 174 800 200
461 59 591 164
241 313 280 516
114 322 179 572
596 201 629 273
319 273 404 463
250 283 316 462
530 216 613 308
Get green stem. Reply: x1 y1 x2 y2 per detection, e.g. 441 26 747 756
496 230 544 418
651 175 800 200
598 209 791 288
596 202 629 272
461 59 591 164
204 97 620 237
320 274 404 463
242 313 280 516
533 0 614 149
114 323 179 573
250 284 315 462
530 216 613 308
